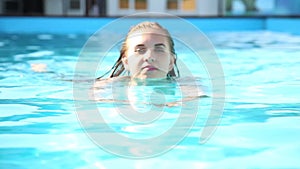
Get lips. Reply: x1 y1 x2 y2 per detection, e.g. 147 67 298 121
142 65 158 71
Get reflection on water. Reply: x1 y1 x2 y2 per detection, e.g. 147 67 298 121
0 31 300 168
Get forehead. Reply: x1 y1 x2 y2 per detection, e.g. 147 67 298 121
126 29 169 46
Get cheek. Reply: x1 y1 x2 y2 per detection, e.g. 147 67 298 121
159 55 172 66
127 56 142 69
126 49 140 64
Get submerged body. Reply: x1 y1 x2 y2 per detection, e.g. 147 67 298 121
92 76 207 107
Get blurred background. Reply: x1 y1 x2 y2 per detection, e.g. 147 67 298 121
0 0 299 17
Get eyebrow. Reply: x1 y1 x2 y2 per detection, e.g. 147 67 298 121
154 43 166 48
135 44 146 48
135 43 166 48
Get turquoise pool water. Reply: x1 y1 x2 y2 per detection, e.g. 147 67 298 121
1 22 300 168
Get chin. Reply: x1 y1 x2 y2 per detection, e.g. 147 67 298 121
133 69 166 79
143 73 166 79
133 73 165 79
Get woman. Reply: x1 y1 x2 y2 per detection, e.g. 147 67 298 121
94 21 205 107
97 21 179 80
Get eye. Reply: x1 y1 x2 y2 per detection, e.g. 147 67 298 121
134 47 147 54
154 44 167 53
154 46 166 53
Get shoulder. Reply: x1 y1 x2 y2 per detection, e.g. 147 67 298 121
175 76 208 97
94 76 130 87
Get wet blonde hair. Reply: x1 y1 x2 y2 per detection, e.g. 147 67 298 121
97 21 179 79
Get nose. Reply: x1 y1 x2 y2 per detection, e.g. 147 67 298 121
144 50 155 63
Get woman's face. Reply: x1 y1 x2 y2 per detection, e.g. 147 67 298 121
122 30 174 79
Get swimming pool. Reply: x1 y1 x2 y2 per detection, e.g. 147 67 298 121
1 17 300 168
